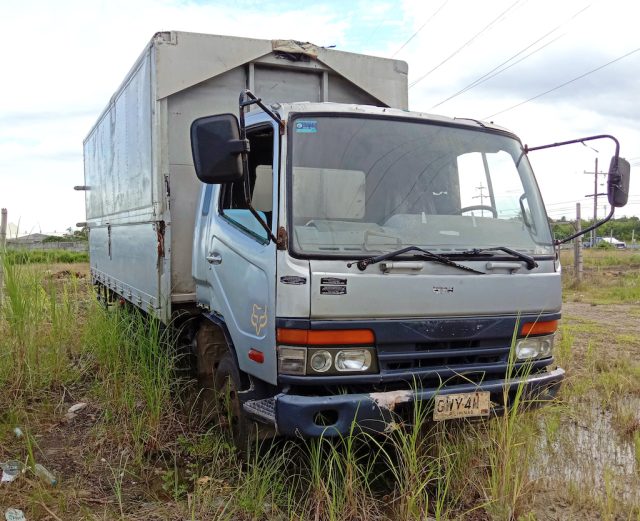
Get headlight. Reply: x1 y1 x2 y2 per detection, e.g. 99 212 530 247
278 346 307 375
335 349 372 372
309 350 332 373
277 346 378 375
515 334 555 361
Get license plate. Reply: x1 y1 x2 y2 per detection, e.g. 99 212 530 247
433 391 490 421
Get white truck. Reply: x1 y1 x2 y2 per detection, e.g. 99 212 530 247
82 31 631 443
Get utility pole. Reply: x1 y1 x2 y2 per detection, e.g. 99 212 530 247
584 158 606 245
574 203 583 283
0 208 6 249
473 182 487 216
1 208 6 301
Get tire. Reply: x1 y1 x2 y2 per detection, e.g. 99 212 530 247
214 353 256 453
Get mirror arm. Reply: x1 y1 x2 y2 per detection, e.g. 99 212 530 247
554 205 615 246
525 134 623 246
238 90 280 246
525 134 620 157
240 89 285 133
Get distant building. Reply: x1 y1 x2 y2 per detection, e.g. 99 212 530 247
7 233 51 246
6 233 87 252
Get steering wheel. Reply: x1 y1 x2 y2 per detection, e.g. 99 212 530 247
459 205 498 218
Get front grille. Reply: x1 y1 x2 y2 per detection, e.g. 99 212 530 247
380 338 510 374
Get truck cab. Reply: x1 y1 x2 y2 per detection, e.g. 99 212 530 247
191 102 567 438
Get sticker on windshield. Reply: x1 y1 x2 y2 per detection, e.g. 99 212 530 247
295 120 317 133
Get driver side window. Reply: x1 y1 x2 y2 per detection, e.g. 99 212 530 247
219 125 274 241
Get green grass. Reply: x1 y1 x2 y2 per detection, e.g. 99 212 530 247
1 259 639 520
2 248 88 265
560 249 640 270
0 254 85 399
82 304 177 462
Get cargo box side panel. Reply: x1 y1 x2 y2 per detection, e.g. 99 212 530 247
166 67 249 298
90 223 163 312
84 49 155 222
84 47 166 318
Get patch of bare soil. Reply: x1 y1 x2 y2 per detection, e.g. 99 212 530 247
562 301 640 357
44 262 90 280
0 397 183 520
563 301 638 332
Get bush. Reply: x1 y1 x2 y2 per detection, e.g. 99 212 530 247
1 249 88 265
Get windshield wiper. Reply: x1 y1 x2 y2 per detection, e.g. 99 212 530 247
347 246 485 274
458 247 538 270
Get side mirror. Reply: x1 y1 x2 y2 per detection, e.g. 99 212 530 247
190 114 248 184
607 156 631 207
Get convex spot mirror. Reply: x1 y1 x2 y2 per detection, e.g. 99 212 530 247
190 114 248 184
607 156 630 208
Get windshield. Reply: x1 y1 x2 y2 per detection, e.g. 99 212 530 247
289 115 553 257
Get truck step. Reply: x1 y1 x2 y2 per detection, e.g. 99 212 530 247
243 397 276 424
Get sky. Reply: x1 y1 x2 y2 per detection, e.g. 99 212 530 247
1 0 639 236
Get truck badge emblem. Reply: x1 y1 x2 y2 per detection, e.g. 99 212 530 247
251 304 268 335
280 276 307 285
433 286 454 294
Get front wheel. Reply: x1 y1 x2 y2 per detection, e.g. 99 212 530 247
214 353 256 453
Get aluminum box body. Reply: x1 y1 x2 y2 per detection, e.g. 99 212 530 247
83 31 408 322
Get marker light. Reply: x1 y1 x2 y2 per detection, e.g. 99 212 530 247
278 346 307 375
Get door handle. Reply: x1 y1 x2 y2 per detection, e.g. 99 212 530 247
206 252 222 265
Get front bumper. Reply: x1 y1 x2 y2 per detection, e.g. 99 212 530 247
273 367 564 437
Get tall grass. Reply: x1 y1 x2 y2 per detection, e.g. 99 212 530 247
2 248 88 265
302 426 383 521
83 304 177 460
0 253 84 400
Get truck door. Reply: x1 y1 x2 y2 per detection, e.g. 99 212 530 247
206 121 279 384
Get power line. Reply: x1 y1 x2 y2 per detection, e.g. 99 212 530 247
409 0 524 89
391 0 449 58
433 35 563 108
485 45 640 119
432 4 589 109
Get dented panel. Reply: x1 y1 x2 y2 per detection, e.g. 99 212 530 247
369 390 412 411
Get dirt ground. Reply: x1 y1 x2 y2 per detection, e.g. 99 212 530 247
563 301 640 354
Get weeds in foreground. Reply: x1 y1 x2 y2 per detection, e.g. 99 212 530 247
83 304 177 462
2 259 640 520
0 255 85 401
